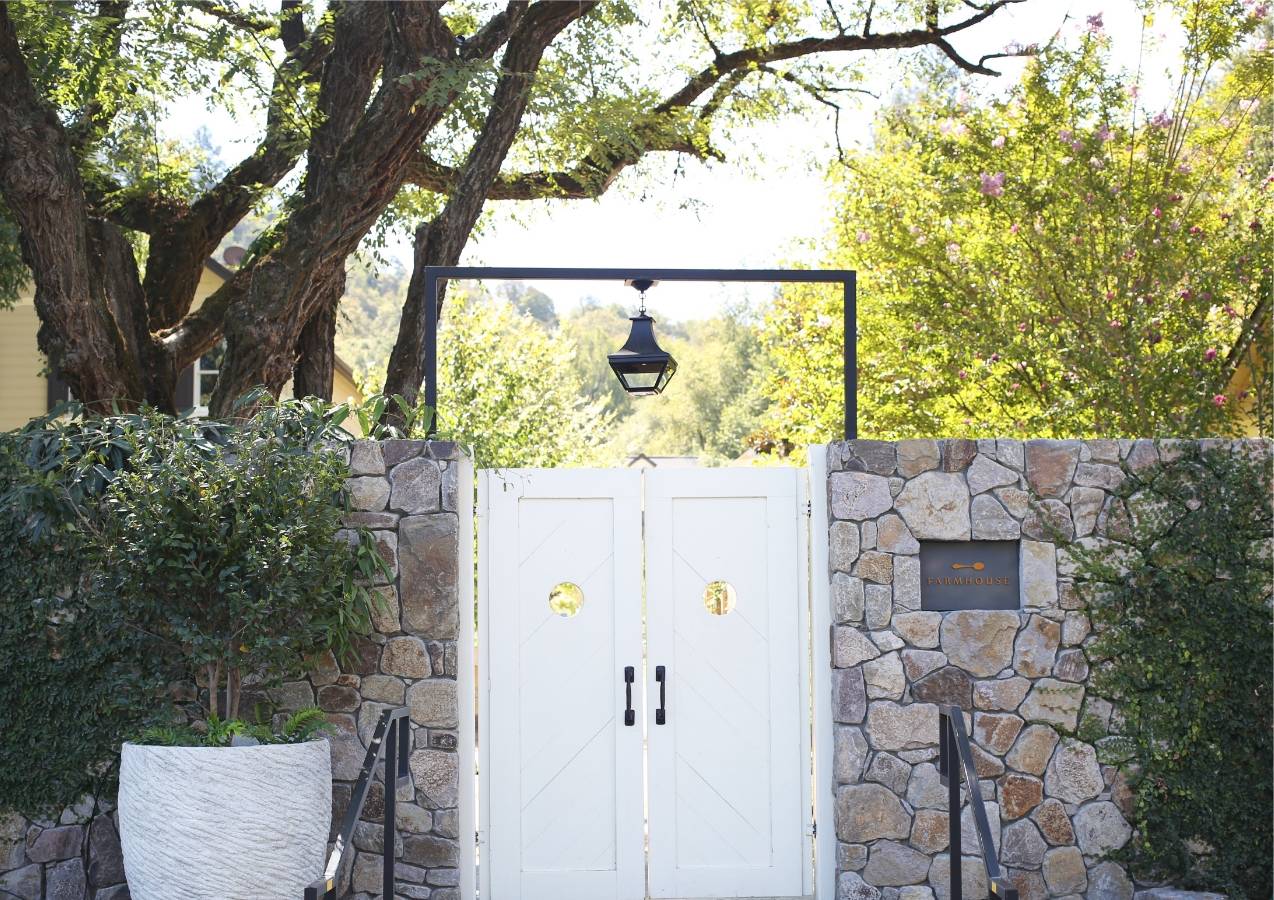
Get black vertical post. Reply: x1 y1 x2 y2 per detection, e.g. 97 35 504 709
425 271 439 436
383 718 398 898
844 274 857 441
948 715 962 900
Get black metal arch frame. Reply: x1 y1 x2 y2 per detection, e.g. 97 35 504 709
422 266 858 441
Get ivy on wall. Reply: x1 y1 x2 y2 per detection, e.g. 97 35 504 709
1073 443 1272 898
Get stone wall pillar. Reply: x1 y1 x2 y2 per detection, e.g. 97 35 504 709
310 438 468 899
826 438 1179 900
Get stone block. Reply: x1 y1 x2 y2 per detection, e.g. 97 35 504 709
834 726 870 784
1073 801 1131 856
865 752 911 794
974 712 1023 755
1012 615 1060 678
863 840 929 886
349 441 386 476
1020 541 1058 609
390 458 442 514
1021 679 1084 730
940 439 978 473
834 626 880 668
1087 861 1134 900
905 763 946 809
838 871 882 900
865 701 937 751
1032 798 1075 845
348 476 390 511
940 610 1019 677
894 472 970 540
407 679 458 728
409 749 459 809
929 854 988 900
831 472 894 520
967 455 1017 495
912 667 972 709
893 556 921 610
897 440 940 477
865 584 892 629
892 611 940 648
877 514 919 554
833 574 866 624
835 783 911 842
971 494 1019 540
999 772 1044 820
1025 440 1080 497
1000 819 1046 868
381 636 431 678
1043 846 1087 894
45 858 87 900
901 649 947 681
1044 739 1103 803
26 825 82 862
831 521 861 572
856 551 894 584
833 668 867 723
400 514 459 639
863 652 905 700
973 676 1030 712
1006 725 1058 776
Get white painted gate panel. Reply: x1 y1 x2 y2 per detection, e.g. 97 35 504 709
645 469 808 899
486 470 645 900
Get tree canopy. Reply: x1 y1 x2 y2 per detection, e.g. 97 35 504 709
765 3 1271 440
0 0 1033 422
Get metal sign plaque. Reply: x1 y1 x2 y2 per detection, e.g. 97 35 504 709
919 540 1020 611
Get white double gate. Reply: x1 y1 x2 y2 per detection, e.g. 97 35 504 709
478 468 815 900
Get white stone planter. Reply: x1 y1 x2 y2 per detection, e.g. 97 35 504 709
119 740 331 900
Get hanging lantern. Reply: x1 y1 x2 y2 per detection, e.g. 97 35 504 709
608 279 677 395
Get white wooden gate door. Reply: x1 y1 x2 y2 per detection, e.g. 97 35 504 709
486 470 645 900
645 469 808 899
483 467 810 900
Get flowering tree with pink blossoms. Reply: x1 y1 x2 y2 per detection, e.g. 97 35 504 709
765 2 1271 440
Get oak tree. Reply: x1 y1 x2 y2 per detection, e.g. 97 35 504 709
0 0 1030 419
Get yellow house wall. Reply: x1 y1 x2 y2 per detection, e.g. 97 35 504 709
0 266 363 433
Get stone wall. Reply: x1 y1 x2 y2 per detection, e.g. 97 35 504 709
0 439 468 900
826 438 1240 900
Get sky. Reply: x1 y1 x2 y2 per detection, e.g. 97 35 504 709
172 0 1185 322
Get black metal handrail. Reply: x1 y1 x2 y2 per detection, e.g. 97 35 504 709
938 705 1018 900
305 706 411 899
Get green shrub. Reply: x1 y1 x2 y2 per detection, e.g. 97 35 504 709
0 395 385 815
1072 442 1272 898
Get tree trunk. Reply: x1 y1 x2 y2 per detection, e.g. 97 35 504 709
380 1 598 423
292 283 340 401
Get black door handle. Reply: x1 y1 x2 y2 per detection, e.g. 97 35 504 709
624 666 635 726
655 665 666 725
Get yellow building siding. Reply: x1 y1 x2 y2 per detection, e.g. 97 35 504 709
0 296 50 431
0 263 364 433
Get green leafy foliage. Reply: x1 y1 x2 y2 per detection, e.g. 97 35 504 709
138 706 332 747
1070 442 1272 897
766 20 1271 441
0 395 384 815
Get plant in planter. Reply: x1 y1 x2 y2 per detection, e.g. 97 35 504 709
84 404 387 900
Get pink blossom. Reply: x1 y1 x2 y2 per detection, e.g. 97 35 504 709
1168 193 1182 203
991 135 1006 148
857 230 871 243
940 119 968 138
990 353 1001 362
958 369 968 380
1017 322 1029 333
946 242 962 262
1151 111 1173 129
1058 129 1074 143
1189 225 1203 235
1128 84 1141 99
1152 207 1163 218
1224 305 1239 318
1010 382 1020 391
1070 139 1084 152
1086 13 1104 32
1213 394 1227 406
1110 319 1123 328
979 172 1006 197
1105 290 1116 301
1204 348 1218 361
1010 223 1021 234
1180 288 1193 300
1096 124 1113 142
1089 156 1105 169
